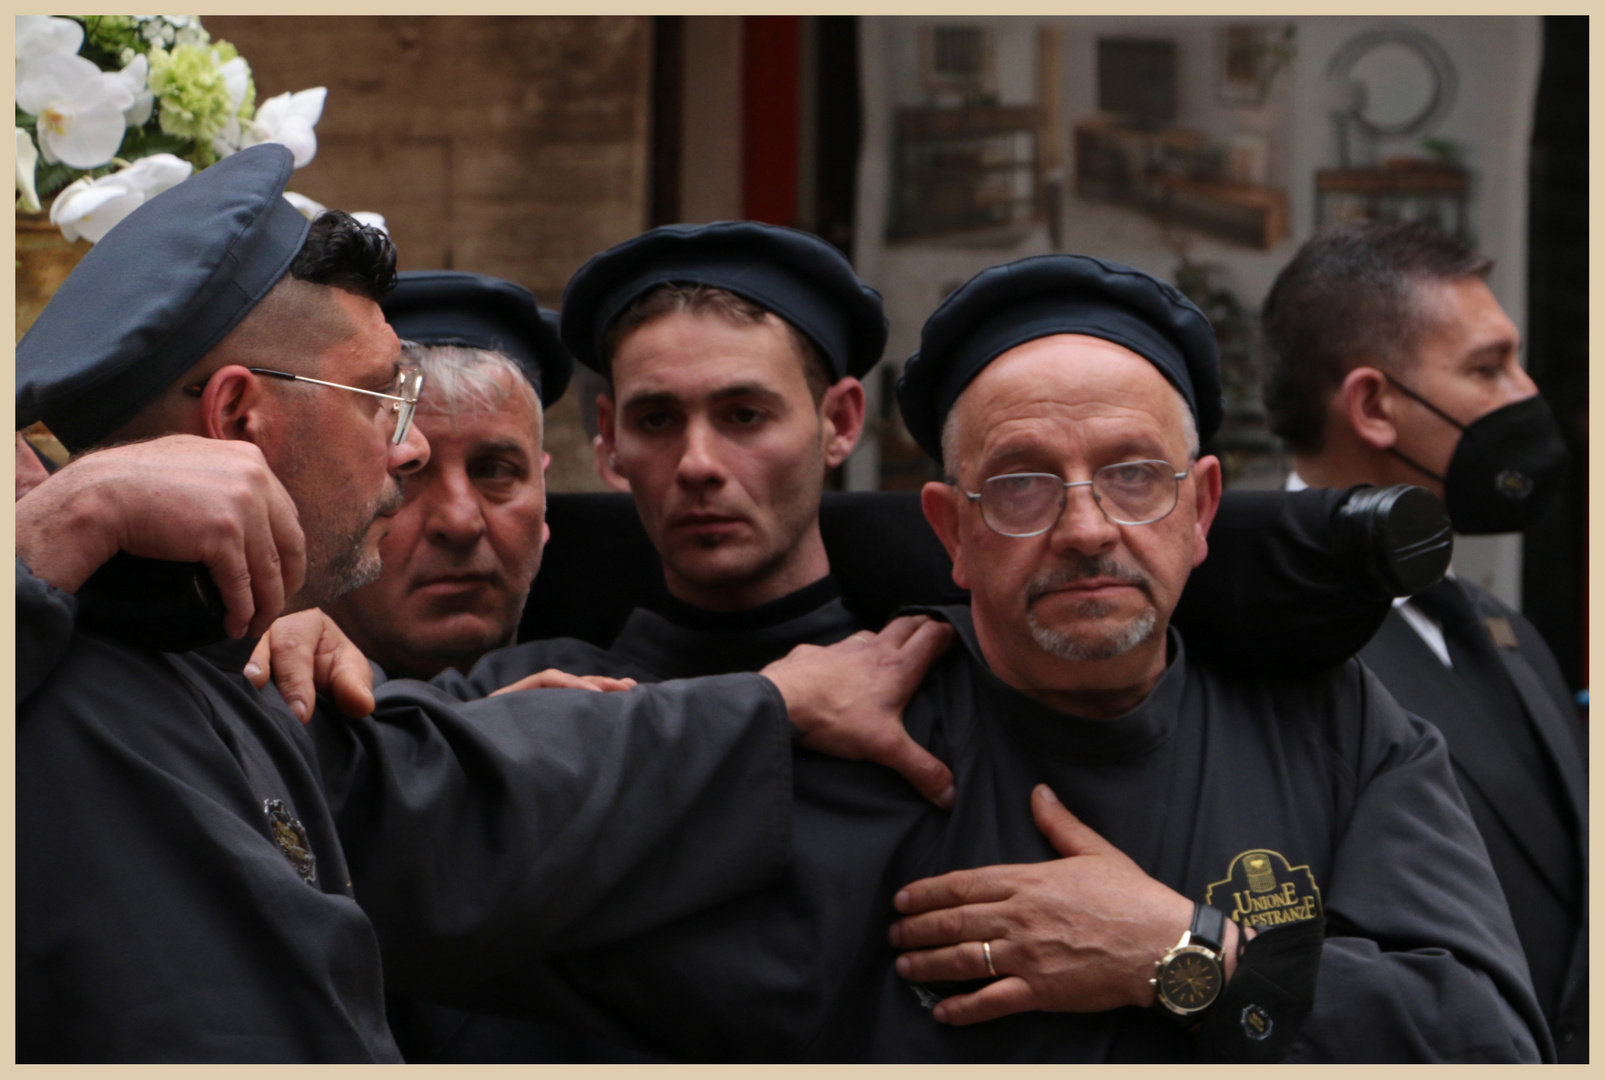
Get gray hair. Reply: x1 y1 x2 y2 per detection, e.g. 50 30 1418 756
940 380 1200 483
400 341 543 435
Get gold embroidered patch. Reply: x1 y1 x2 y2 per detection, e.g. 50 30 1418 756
264 798 317 885
1205 849 1322 928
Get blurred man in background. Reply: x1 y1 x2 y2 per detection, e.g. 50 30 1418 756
1261 220 1585 1061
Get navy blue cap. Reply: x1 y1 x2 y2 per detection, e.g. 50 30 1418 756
382 270 573 406
897 253 1224 460
560 221 887 380
17 144 311 452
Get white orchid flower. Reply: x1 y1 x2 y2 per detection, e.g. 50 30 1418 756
351 211 388 235
16 16 83 74
49 153 193 243
243 86 326 168
282 191 327 219
207 55 255 160
117 153 193 194
17 53 136 169
16 127 41 213
50 174 143 243
219 55 252 113
109 54 154 128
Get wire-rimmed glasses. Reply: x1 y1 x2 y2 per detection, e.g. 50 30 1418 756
962 460 1191 537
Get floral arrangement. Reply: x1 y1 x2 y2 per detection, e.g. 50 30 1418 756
14 15 355 243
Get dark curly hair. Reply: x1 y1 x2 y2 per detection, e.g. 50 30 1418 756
288 210 397 302
1261 220 1492 456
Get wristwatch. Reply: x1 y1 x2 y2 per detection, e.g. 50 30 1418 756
1151 903 1228 1020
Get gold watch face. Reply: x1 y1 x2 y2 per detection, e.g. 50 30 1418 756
1158 949 1223 1013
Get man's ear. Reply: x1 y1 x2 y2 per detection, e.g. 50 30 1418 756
200 365 272 447
921 480 970 590
1188 454 1223 570
539 451 554 545
1340 366 1398 451
596 392 617 454
592 394 632 493
820 376 867 469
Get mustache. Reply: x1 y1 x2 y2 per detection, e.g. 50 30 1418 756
1026 555 1152 605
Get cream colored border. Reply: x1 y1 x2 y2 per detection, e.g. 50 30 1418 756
4 6 1594 1075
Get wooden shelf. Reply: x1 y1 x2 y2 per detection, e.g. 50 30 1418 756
1073 119 1289 250
1314 165 1469 238
899 105 1040 139
1317 167 1467 194
891 106 1043 242
1150 175 1289 249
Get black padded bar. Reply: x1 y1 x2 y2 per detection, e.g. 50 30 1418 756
521 486 1447 679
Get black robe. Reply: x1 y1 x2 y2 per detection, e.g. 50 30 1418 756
469 605 1547 1062
16 560 795 1062
17 557 76 702
388 577 862 1061
439 575 860 697
1359 578 1587 1061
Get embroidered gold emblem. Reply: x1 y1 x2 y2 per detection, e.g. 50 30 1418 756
264 798 318 885
1205 849 1322 928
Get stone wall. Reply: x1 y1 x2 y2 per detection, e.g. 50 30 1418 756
206 15 655 491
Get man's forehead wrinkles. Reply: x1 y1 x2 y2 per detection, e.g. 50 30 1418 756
977 414 1166 458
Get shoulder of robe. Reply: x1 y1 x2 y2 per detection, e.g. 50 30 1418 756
18 632 232 762
1196 654 1423 785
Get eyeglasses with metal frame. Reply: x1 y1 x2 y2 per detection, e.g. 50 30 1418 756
961 460 1192 537
184 366 426 445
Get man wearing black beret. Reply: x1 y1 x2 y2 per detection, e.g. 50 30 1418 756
330 220 951 1063
559 220 893 689
320 270 585 683
487 254 1546 1062
15 147 954 1061
881 252 1542 1060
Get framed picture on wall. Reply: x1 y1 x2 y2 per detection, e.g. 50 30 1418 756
1219 25 1267 104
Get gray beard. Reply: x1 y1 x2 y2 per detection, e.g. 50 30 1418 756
309 533 385 606
1024 554 1158 662
1028 604 1157 661
298 477 404 608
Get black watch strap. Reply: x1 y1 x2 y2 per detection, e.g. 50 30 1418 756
1191 903 1227 954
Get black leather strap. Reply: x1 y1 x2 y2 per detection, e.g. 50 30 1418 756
1191 903 1227 955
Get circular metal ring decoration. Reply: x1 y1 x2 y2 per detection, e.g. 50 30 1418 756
1326 26 1458 138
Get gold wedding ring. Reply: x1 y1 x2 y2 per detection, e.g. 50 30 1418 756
849 633 874 643
983 939 997 978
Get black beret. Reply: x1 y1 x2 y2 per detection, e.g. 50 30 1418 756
382 270 573 406
17 144 311 452
560 220 887 381
897 253 1224 460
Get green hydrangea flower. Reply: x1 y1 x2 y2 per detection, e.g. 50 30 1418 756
79 15 141 58
148 43 236 142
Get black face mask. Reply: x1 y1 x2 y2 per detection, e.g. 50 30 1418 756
1385 376 1569 534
